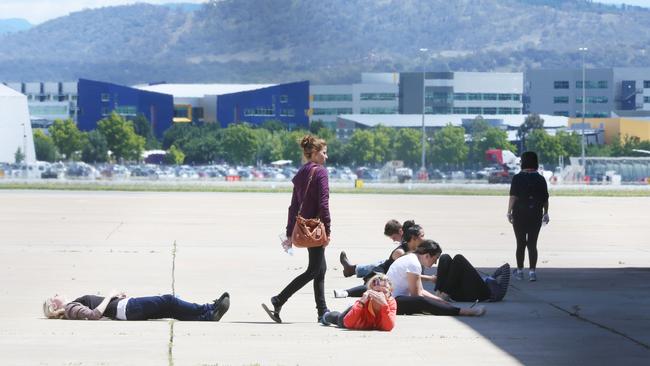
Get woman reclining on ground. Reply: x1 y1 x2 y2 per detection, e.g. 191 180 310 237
43 290 230 321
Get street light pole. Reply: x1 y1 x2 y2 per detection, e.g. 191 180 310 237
579 47 588 170
419 48 428 175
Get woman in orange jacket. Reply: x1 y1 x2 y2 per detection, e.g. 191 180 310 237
320 273 396 331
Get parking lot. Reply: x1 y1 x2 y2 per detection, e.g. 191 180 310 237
0 191 649 365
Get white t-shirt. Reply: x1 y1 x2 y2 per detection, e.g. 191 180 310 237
387 253 422 297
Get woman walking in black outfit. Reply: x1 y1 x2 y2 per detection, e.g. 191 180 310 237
262 135 331 323
507 151 549 282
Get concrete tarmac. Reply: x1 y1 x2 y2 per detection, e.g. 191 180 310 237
0 191 648 365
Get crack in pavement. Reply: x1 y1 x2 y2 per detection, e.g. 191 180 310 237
105 221 124 240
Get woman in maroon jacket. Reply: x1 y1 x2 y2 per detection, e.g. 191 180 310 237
263 135 331 323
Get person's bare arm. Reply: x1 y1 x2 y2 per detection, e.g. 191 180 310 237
391 248 406 261
507 196 517 223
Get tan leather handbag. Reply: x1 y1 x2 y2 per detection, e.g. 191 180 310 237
291 167 329 248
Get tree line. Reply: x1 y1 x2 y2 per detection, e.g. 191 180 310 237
32 114 650 169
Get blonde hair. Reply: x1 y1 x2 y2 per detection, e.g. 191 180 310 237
367 273 393 295
299 134 326 160
43 298 64 319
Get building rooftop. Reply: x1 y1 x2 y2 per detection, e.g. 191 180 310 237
133 83 276 98
337 114 568 129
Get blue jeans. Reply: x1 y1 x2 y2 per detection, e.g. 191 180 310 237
356 260 385 278
125 294 214 321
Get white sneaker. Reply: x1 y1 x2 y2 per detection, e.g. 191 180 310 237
513 269 524 281
333 289 348 298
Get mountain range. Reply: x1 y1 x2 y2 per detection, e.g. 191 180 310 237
1 0 649 84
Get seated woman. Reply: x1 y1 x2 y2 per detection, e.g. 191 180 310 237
339 219 405 278
43 290 230 321
333 222 423 298
386 240 485 317
320 273 396 331
434 254 510 302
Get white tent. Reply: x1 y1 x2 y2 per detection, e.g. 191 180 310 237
0 84 35 163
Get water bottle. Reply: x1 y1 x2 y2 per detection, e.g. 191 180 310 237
279 233 294 256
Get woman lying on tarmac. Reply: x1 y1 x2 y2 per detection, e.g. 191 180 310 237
386 240 486 317
320 273 397 331
43 290 230 321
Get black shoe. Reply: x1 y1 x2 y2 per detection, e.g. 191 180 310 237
212 292 230 321
317 308 330 323
340 251 356 278
262 296 282 323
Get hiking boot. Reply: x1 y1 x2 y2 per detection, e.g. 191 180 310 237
212 292 230 321
340 251 356 278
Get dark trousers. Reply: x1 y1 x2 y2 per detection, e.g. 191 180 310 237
436 254 491 302
325 306 353 328
345 284 367 298
125 294 213 321
395 296 460 316
513 214 542 269
277 246 328 314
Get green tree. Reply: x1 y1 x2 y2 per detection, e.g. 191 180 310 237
556 130 581 159
33 130 58 162
372 125 394 163
131 114 160 150
469 126 515 164
280 130 308 165
49 118 85 160
429 124 468 166
526 129 564 166
81 130 109 163
347 129 377 165
253 128 283 163
14 147 25 164
261 119 287 132
165 145 185 165
309 120 326 134
518 114 545 151
221 123 258 164
97 112 145 162
393 128 422 167
182 135 221 164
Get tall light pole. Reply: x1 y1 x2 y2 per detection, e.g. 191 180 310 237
579 47 588 170
419 48 428 175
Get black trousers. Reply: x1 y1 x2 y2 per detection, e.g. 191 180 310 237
435 254 491 302
395 296 460 316
277 246 328 314
512 213 542 269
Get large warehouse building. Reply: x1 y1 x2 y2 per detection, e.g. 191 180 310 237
0 84 35 163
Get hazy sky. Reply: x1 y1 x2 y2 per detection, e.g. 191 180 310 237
1 0 649 24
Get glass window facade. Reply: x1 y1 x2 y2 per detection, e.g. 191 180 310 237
454 93 467 101
644 96 650 103
28 105 69 115
360 93 397 101
483 93 497 101
554 81 570 89
482 107 497 115
312 107 353 115
244 107 275 116
279 95 288 103
554 96 569 104
101 93 110 102
468 107 481 114
576 96 608 104
576 111 609 118
360 107 397 114
644 81 650 89
453 107 467 114
115 105 137 116
553 111 569 117
576 80 609 89
280 108 295 117
312 94 352 102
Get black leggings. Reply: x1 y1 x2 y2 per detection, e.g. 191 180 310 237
435 254 490 302
395 296 460 316
324 306 353 328
277 246 327 314
512 214 542 269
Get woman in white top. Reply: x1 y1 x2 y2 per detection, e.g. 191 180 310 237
386 240 485 316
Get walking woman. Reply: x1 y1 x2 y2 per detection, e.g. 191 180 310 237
263 135 331 323
507 151 549 281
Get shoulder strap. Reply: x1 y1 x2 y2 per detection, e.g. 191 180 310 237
297 166 318 216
